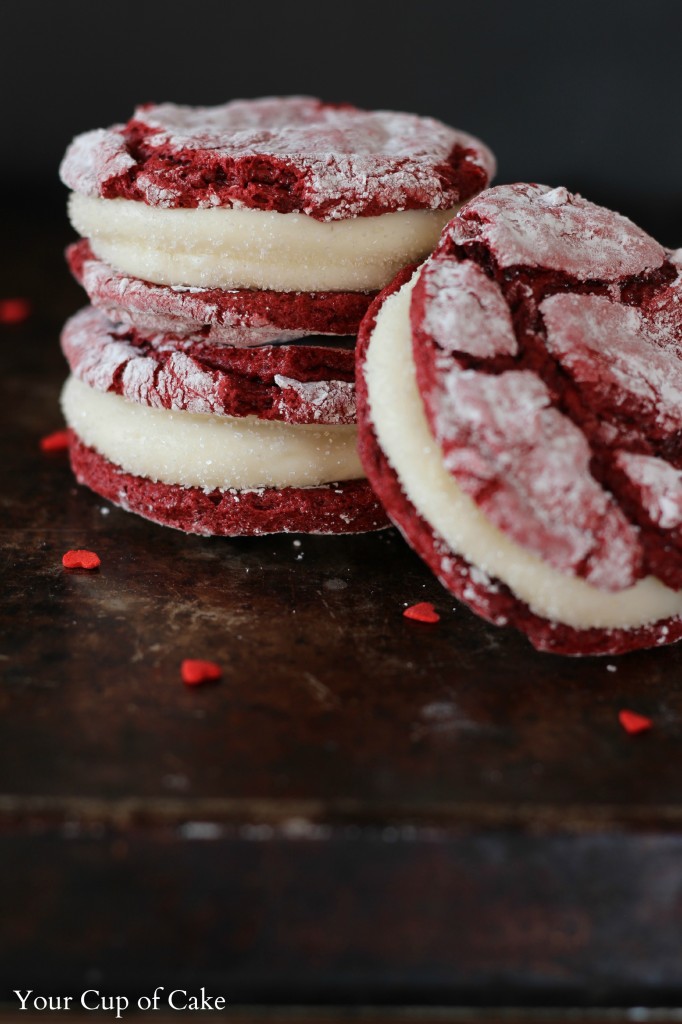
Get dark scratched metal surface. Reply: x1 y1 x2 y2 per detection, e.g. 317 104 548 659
2 224 682 1008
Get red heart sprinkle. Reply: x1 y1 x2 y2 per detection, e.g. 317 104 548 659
618 709 653 735
62 549 101 570
0 298 31 324
403 602 440 623
181 659 222 686
40 429 70 453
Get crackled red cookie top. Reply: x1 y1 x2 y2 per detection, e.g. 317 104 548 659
449 184 665 280
62 306 356 425
411 183 682 591
67 241 372 345
60 96 495 220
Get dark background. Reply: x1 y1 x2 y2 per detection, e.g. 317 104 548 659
4 1 682 1012
4 0 682 243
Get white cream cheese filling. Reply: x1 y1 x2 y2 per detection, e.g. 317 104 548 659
68 193 459 293
61 376 363 490
364 275 682 631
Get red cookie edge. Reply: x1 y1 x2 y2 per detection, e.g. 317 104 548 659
69 433 389 537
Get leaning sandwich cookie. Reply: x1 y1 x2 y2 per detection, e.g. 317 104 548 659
357 184 682 654
58 96 495 536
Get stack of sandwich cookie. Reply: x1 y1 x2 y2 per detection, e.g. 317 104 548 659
59 96 495 536
357 184 682 654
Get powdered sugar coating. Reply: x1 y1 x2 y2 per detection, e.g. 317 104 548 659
67 241 371 344
273 375 356 424
411 183 682 596
61 306 356 426
616 453 682 530
59 128 136 199
542 293 682 438
448 183 665 281
435 368 640 590
60 97 496 221
414 260 517 359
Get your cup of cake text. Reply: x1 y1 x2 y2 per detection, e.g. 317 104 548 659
14 988 227 1017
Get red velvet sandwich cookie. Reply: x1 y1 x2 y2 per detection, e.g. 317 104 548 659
62 307 387 536
357 184 682 654
60 96 495 294
67 240 374 346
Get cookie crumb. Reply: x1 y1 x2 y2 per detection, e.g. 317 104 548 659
181 659 222 686
618 709 652 735
40 429 70 453
62 549 101 570
0 298 31 324
403 602 440 623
